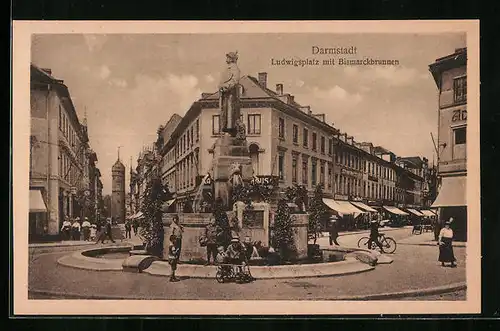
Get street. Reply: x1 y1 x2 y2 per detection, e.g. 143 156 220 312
28 227 466 300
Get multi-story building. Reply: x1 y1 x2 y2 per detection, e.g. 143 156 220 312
88 149 104 222
152 72 427 216
30 64 100 240
429 47 467 241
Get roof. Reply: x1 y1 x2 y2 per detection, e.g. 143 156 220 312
112 159 125 170
398 156 423 168
31 63 89 144
428 48 467 87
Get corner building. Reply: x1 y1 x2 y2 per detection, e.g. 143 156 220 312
429 47 467 241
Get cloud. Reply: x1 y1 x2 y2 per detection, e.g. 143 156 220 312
99 65 111 80
205 74 215 83
108 78 128 88
343 65 422 87
309 85 363 107
83 35 107 53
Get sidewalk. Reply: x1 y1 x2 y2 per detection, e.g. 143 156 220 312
319 226 413 239
397 232 467 247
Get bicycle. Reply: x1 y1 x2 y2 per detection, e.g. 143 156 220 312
357 233 397 254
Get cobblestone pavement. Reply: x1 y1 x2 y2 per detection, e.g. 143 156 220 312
28 228 466 300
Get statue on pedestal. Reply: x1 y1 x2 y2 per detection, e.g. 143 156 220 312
219 51 241 137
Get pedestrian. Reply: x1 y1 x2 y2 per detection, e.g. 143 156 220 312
60 216 72 240
367 219 384 251
132 219 139 236
433 217 442 242
328 216 340 246
71 218 81 241
225 237 246 274
81 217 91 241
167 234 180 282
169 214 184 259
125 220 132 239
99 218 115 244
204 217 220 265
90 223 97 241
438 219 457 268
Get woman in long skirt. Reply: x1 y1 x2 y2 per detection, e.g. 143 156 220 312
438 219 457 267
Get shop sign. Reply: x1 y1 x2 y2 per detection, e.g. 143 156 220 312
250 175 278 186
452 109 467 122
341 168 362 179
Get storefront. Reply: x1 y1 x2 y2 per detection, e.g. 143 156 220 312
29 189 48 242
431 175 467 241
322 198 366 231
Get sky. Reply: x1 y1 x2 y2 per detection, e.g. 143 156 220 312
31 33 466 195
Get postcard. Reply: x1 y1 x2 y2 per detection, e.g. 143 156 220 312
13 20 480 315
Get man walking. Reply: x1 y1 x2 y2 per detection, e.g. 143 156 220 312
328 216 340 246
125 220 132 239
98 218 115 244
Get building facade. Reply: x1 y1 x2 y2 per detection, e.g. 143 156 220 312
429 47 467 241
148 72 427 215
30 64 101 240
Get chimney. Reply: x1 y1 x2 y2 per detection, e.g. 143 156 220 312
276 83 283 95
289 95 295 104
258 72 268 88
41 68 52 76
314 114 326 123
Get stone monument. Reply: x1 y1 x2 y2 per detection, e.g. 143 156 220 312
212 51 253 210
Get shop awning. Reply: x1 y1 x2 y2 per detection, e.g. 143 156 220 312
162 199 176 211
407 208 424 217
383 205 409 216
431 176 466 207
29 189 47 213
323 198 366 216
420 210 437 217
350 201 378 213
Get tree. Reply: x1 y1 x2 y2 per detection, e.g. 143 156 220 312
139 174 171 258
308 184 327 245
285 184 308 213
272 199 297 261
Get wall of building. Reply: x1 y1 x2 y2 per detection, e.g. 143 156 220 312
438 66 467 176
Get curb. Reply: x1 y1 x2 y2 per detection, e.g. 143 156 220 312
28 282 466 301
398 242 467 248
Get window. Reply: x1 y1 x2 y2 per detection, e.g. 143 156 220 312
278 154 285 180
454 127 466 145
303 128 308 147
302 160 308 185
249 144 260 176
187 131 190 148
58 106 62 129
312 133 317 151
328 138 333 155
348 154 351 168
335 174 339 193
190 126 194 146
248 114 261 134
196 119 199 141
328 164 332 189
292 124 299 144
320 163 325 186
311 161 317 186
453 76 467 103
212 115 220 135
292 158 298 183
364 160 367 172
320 136 325 154
278 117 285 139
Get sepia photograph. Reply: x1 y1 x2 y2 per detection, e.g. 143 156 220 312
13 21 480 315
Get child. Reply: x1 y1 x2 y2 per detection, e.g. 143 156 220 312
216 246 232 275
168 234 180 282
90 224 97 241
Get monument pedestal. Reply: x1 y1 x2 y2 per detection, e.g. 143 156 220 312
212 134 253 210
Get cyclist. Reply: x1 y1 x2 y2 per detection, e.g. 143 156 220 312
367 218 384 251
